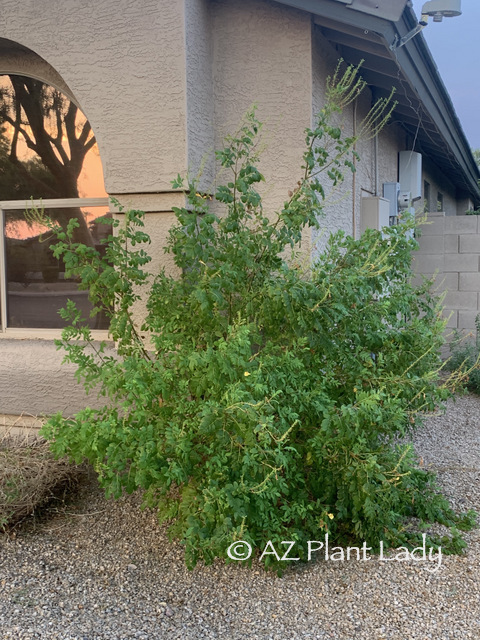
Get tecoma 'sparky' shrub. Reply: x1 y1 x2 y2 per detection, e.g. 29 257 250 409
39 63 476 570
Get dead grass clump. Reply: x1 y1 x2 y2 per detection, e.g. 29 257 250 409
0 427 80 530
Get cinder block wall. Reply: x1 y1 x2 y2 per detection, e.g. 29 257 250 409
413 212 480 337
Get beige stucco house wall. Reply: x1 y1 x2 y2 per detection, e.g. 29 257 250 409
0 0 478 417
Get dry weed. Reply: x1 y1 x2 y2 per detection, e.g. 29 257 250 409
0 419 80 530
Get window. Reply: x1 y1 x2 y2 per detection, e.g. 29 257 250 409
437 191 444 212
1 199 110 331
423 180 430 212
0 74 108 334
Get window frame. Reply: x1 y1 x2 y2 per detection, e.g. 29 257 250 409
437 191 444 212
0 196 110 339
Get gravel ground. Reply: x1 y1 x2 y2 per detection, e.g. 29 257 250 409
1 394 480 640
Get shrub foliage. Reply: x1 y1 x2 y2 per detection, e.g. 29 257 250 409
447 314 480 394
40 64 475 569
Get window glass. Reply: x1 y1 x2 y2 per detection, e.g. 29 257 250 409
0 74 108 331
4 206 111 329
0 75 106 200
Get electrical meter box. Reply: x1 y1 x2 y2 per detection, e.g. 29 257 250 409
360 197 391 235
383 182 400 225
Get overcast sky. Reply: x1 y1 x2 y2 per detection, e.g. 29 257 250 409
411 0 480 150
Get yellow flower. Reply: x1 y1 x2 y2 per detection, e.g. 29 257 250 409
244 371 251 377
327 513 334 520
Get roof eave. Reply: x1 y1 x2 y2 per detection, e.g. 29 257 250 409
274 0 480 204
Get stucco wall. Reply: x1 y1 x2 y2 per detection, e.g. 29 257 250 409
0 0 188 194
0 1 190 419
376 121 406 186
310 25 408 258
311 25 355 256
210 0 313 252
0 340 110 416
0 39 75 102
185 0 215 188
422 156 457 217
112 205 182 335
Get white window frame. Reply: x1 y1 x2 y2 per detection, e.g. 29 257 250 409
0 197 110 340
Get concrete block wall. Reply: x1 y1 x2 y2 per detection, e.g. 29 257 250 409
413 212 480 338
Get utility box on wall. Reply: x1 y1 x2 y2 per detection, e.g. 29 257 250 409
383 182 400 225
399 151 422 202
360 196 390 235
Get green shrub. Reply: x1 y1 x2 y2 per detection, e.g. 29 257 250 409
447 314 480 393
39 64 475 570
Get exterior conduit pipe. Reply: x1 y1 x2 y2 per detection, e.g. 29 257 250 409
352 98 357 239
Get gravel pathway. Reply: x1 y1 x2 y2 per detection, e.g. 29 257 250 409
1 394 480 640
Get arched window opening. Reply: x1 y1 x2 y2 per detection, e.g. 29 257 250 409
0 74 109 331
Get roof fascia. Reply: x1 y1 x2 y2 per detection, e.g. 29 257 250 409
275 0 394 32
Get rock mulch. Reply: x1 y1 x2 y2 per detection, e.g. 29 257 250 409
1 394 480 640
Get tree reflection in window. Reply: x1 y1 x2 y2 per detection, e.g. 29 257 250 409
0 76 97 197
0 75 109 329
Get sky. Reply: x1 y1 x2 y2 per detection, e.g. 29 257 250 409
411 0 480 150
